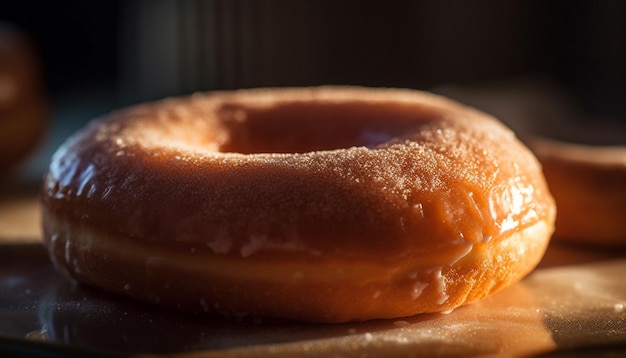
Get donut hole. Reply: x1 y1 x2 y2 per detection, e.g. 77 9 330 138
215 101 438 154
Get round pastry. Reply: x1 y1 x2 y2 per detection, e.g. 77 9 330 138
0 23 47 171
41 87 555 322
529 137 626 246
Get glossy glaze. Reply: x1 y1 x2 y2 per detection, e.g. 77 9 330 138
41 87 555 321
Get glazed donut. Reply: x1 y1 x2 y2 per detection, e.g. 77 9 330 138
41 87 555 322
0 23 47 171
529 137 626 246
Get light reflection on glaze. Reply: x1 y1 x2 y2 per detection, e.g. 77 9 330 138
489 175 541 237
75 164 96 197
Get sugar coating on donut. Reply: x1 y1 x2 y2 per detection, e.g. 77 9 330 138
41 86 555 322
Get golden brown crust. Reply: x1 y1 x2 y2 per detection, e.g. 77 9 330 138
41 87 555 322
528 137 626 246
42 210 552 322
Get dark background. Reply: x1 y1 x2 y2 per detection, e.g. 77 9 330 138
1 0 625 176
2 0 625 111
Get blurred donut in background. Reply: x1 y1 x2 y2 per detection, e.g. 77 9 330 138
0 22 47 172
528 137 626 247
